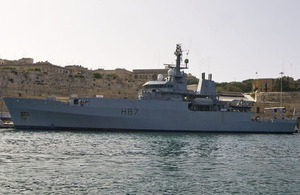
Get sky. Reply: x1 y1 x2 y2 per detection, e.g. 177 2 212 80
0 0 300 82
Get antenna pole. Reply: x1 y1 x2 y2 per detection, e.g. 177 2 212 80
174 44 182 76
280 72 284 107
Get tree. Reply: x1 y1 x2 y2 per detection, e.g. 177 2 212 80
215 79 253 93
273 77 291 92
92 72 103 79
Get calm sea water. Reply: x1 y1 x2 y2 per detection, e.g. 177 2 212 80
0 129 299 194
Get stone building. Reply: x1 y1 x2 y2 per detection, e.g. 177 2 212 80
252 77 299 92
252 78 275 92
132 69 169 80
17 58 34 64
0 58 71 75
94 68 133 80
0 58 33 65
65 65 90 76
36 62 72 75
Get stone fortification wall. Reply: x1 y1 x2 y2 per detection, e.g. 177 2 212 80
0 58 34 65
95 68 133 80
253 92 300 120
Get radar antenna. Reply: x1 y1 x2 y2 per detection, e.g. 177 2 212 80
173 44 189 76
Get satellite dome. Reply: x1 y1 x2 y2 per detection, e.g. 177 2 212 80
157 74 163 81
168 69 175 76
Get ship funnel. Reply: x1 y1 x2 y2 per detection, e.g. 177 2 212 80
197 72 216 96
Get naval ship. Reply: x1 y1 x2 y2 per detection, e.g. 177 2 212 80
3 44 297 133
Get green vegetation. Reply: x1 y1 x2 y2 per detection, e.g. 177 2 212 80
104 73 118 79
92 72 118 79
1 66 17 70
92 72 103 79
273 77 300 91
216 77 300 92
217 77 300 92
25 67 41 71
216 79 253 93
187 78 199 85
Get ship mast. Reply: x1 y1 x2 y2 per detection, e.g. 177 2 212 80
174 44 182 76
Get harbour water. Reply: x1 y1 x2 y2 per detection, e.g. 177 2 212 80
0 129 299 194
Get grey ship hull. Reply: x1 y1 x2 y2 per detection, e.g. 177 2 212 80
3 97 296 133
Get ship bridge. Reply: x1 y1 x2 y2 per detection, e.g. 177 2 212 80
142 81 174 94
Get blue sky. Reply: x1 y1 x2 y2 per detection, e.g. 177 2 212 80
1 0 299 82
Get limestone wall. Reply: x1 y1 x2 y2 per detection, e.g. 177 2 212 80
253 92 300 119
